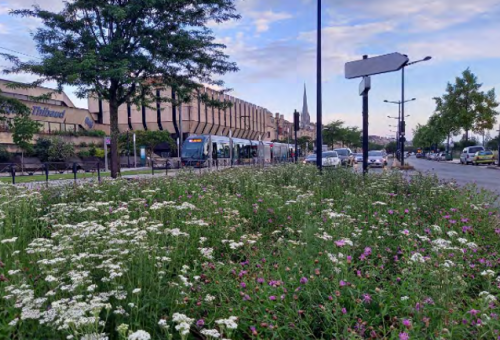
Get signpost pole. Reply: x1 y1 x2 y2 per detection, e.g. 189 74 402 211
316 0 323 172
229 130 233 167
104 137 108 172
400 66 406 166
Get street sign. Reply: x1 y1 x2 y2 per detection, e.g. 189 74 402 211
359 76 371 96
345 52 409 79
105 137 111 145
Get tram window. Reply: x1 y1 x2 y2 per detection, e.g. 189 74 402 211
250 145 258 158
216 143 225 159
223 144 230 158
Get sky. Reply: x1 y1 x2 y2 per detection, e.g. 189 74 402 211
1 0 500 140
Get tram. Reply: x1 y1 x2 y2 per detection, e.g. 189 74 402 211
180 135 295 167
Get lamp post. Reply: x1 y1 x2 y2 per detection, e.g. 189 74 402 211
400 56 431 166
385 98 415 162
316 0 323 171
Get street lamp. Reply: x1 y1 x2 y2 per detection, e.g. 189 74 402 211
400 56 432 166
384 98 416 162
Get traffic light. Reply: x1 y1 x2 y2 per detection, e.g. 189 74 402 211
294 110 300 131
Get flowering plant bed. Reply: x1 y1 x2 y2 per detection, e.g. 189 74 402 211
0 165 499 340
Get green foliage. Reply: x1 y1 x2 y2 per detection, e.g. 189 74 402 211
47 137 75 161
51 130 106 138
9 112 41 154
3 0 240 177
0 89 30 117
34 137 53 162
119 130 174 158
323 120 361 149
385 141 398 154
0 144 11 162
0 167 499 339
77 150 91 158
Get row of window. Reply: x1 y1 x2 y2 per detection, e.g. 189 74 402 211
0 118 81 133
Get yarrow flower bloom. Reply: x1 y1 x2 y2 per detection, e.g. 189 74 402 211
128 330 151 340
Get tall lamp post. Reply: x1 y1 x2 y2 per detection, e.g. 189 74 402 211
400 56 431 166
316 0 323 170
385 98 415 159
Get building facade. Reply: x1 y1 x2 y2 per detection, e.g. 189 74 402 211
1 79 317 152
88 86 270 142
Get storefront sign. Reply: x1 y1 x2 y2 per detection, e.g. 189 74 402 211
31 106 65 118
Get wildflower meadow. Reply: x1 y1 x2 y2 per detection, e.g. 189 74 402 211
1 165 499 340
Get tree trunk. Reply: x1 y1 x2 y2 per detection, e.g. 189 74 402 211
109 94 120 179
465 129 469 143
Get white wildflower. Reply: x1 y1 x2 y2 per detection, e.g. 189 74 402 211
401 296 409 301
410 253 426 263
128 330 151 340
204 294 216 303
201 329 221 338
481 270 495 278
132 288 141 294
447 231 458 238
1 237 18 243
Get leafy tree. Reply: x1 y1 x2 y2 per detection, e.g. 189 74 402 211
297 136 313 154
385 141 398 154
120 130 174 162
441 69 499 142
34 137 53 162
323 120 345 149
3 0 240 178
47 137 75 161
9 112 41 164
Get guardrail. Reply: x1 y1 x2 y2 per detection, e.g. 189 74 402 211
0 162 102 185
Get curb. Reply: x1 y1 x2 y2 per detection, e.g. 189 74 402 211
487 166 500 171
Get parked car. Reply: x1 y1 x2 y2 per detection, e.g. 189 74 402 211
322 151 342 168
302 152 341 168
333 148 354 166
353 153 363 163
303 154 317 165
416 153 424 158
460 146 485 165
472 150 495 165
367 150 387 167
435 152 446 161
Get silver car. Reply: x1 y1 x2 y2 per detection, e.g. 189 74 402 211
368 151 387 167
353 153 363 163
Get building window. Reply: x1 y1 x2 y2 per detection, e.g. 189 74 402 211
42 122 50 133
50 122 61 132
267 132 270 138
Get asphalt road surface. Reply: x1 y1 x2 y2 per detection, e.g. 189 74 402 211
409 157 500 195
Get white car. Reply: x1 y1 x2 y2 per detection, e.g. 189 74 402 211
322 151 341 168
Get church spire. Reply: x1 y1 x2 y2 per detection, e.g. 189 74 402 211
301 83 310 128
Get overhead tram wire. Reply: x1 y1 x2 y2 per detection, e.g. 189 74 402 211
0 46 41 60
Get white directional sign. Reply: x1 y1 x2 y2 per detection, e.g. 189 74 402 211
359 76 371 96
345 53 409 79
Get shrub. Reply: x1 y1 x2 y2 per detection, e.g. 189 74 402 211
33 137 53 162
47 137 75 161
0 144 12 162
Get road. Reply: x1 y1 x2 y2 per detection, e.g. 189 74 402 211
408 157 500 195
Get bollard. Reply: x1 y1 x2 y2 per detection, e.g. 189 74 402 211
97 162 101 183
151 161 154 176
44 163 49 184
10 164 15 185
73 163 77 182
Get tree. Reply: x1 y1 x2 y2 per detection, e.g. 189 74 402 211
3 1 240 178
441 69 499 142
385 141 398 154
323 120 344 149
47 137 75 161
34 137 53 162
9 112 41 165
123 130 175 162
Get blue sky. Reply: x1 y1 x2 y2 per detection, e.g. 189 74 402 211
1 0 500 139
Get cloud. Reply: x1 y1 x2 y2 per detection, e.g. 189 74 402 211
248 10 293 33
402 26 500 62
0 23 8 34
0 0 66 12
326 0 500 32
